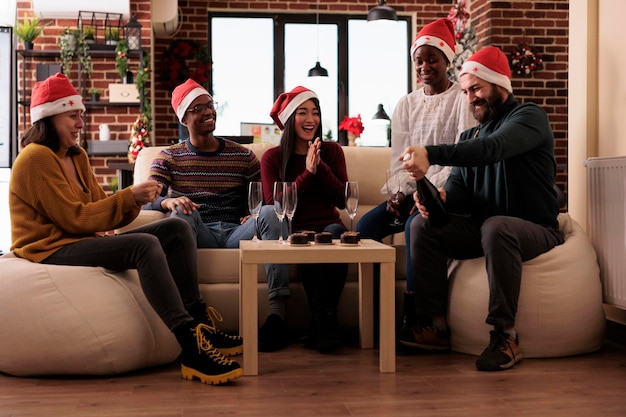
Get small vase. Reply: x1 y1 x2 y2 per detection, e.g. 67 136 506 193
122 71 134 84
348 132 357 147
23 41 34 50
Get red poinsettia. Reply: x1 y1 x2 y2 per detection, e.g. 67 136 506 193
338 114 364 137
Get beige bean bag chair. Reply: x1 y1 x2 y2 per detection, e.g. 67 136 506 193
0 254 180 376
447 213 606 358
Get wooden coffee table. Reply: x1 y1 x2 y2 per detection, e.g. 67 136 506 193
239 238 396 375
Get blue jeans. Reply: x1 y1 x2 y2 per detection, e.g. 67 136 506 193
357 196 418 291
171 205 290 300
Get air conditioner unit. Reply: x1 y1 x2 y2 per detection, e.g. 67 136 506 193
152 0 179 38
32 0 130 19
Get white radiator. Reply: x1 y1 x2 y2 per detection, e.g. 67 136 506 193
586 156 626 309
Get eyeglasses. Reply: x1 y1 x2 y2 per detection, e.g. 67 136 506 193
187 102 218 114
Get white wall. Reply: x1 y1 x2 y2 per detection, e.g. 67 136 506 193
568 0 626 227
0 168 10 253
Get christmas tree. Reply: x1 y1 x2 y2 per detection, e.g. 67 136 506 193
446 0 478 81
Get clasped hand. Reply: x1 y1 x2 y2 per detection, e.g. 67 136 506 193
306 137 322 174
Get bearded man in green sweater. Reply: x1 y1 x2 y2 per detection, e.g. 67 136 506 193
399 46 564 372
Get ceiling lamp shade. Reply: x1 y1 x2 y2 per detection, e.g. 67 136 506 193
372 103 390 120
308 61 329 77
308 0 329 77
367 0 398 22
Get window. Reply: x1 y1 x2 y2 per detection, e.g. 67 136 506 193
209 13 410 145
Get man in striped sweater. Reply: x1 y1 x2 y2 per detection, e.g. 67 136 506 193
143 79 291 352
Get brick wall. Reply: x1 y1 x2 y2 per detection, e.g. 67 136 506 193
16 0 569 200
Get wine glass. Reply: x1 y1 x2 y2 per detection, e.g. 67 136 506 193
248 181 263 242
386 169 403 226
273 181 286 244
345 181 359 231
283 182 298 242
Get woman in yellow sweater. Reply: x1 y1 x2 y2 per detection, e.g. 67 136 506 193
9 73 241 386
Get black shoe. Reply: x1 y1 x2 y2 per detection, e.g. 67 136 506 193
204 307 243 356
258 314 289 352
188 303 243 356
174 323 242 385
475 330 523 372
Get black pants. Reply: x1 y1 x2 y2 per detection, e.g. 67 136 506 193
43 217 201 331
410 214 564 328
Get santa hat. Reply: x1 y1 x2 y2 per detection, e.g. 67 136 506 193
30 73 85 124
270 86 318 130
459 46 513 93
171 78 211 123
410 18 460 63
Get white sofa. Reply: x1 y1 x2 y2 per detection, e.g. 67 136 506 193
0 142 606 376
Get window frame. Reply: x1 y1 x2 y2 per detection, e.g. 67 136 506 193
207 11 412 144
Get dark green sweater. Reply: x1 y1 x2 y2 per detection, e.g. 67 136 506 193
425 95 560 228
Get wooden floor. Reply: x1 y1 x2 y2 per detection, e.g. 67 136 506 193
1 340 625 417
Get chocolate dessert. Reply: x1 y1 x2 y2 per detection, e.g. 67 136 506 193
340 231 361 244
290 232 309 245
314 231 333 244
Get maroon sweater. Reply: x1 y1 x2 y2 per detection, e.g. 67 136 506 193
260 141 348 232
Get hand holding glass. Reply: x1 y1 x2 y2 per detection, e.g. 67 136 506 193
283 182 298 242
248 182 263 241
345 181 359 231
273 182 286 243
386 169 403 226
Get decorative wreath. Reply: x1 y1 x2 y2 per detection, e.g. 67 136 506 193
509 44 543 77
159 39 211 91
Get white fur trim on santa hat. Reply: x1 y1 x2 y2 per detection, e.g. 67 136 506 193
30 95 85 124
176 87 210 124
277 90 317 128
410 36 460 63
459 61 513 93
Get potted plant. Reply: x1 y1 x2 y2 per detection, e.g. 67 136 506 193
15 13 49 49
59 29 92 83
83 26 95 44
105 28 119 46
88 87 102 102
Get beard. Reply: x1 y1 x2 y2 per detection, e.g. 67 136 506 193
471 89 505 124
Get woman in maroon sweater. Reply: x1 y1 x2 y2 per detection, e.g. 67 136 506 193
261 86 349 353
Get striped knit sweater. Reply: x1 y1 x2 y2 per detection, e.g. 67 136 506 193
146 138 260 224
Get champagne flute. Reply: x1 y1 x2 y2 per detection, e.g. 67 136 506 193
283 182 298 242
248 181 263 242
386 169 403 226
345 181 359 232
273 181 286 244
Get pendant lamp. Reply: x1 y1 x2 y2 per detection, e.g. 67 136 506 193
308 0 328 77
367 0 398 22
372 103 390 120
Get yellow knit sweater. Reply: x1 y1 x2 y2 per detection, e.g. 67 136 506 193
9 144 140 262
